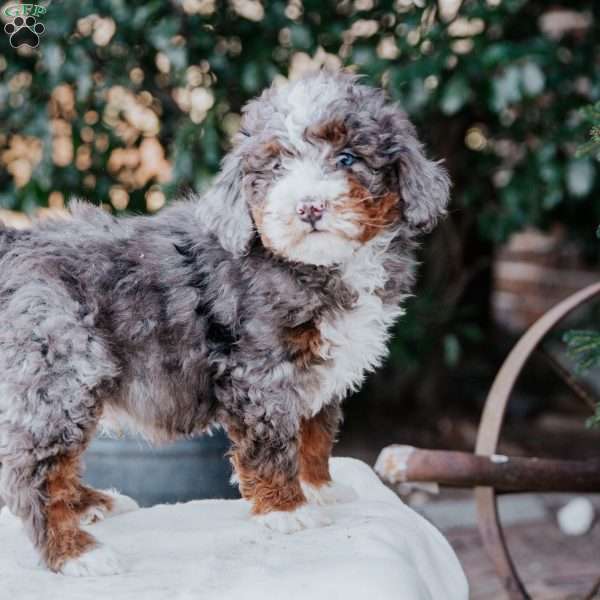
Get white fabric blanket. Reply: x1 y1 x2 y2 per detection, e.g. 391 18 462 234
0 458 468 600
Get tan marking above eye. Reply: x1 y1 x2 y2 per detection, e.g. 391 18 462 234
306 120 348 149
245 139 287 172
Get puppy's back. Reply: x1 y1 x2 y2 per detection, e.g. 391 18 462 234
0 222 23 261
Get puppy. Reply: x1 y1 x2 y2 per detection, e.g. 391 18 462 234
0 71 449 575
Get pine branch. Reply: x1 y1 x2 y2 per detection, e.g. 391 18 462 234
576 101 600 157
563 330 600 374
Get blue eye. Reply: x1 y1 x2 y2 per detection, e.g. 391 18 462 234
336 152 357 168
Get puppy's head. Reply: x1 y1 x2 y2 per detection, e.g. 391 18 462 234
209 72 450 265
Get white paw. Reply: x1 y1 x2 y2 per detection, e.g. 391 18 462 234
80 505 107 526
80 490 139 525
301 481 358 506
254 504 332 534
60 545 124 577
103 489 140 516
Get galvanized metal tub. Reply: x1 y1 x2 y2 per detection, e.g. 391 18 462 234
82 430 239 507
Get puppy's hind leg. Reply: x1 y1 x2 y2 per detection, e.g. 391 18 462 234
0 277 122 573
1 449 123 576
44 453 123 576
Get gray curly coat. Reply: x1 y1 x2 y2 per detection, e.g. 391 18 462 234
0 72 449 573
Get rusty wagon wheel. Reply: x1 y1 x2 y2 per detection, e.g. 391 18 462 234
474 281 600 599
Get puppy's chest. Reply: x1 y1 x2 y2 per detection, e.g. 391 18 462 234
306 288 404 415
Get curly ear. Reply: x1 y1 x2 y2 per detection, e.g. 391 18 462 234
377 107 450 233
397 144 450 233
196 149 254 257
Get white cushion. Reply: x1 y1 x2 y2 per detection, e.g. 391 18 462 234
0 457 468 599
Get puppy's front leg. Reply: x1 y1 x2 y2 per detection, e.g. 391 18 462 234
299 403 357 506
227 419 331 533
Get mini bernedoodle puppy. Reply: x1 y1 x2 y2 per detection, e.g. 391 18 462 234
0 72 449 576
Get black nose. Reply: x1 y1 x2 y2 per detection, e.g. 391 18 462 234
296 200 324 225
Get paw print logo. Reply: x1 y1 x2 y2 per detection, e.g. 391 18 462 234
4 15 45 48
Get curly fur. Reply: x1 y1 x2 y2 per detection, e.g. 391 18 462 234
0 71 449 572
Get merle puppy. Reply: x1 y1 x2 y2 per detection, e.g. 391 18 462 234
0 72 449 576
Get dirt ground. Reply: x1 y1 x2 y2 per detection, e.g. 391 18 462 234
447 514 600 599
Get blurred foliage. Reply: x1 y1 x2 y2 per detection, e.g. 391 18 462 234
1 0 599 409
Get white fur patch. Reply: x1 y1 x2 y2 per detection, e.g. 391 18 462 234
104 489 140 515
254 504 332 534
282 76 346 149
305 234 405 415
280 231 359 267
301 481 358 506
312 295 401 412
60 545 124 577
80 490 139 525
261 158 358 266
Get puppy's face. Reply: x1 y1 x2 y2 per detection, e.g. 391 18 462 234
243 122 400 266
236 73 449 266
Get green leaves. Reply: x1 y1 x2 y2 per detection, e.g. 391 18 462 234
491 66 522 112
563 328 600 429
148 18 180 51
576 101 600 158
443 334 461 367
490 60 546 113
241 62 262 94
563 330 600 374
440 75 471 116
289 24 313 50
586 404 600 429
566 158 595 198
520 61 544 97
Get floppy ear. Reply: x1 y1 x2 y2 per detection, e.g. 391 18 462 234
377 106 450 233
196 148 255 257
397 143 451 233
